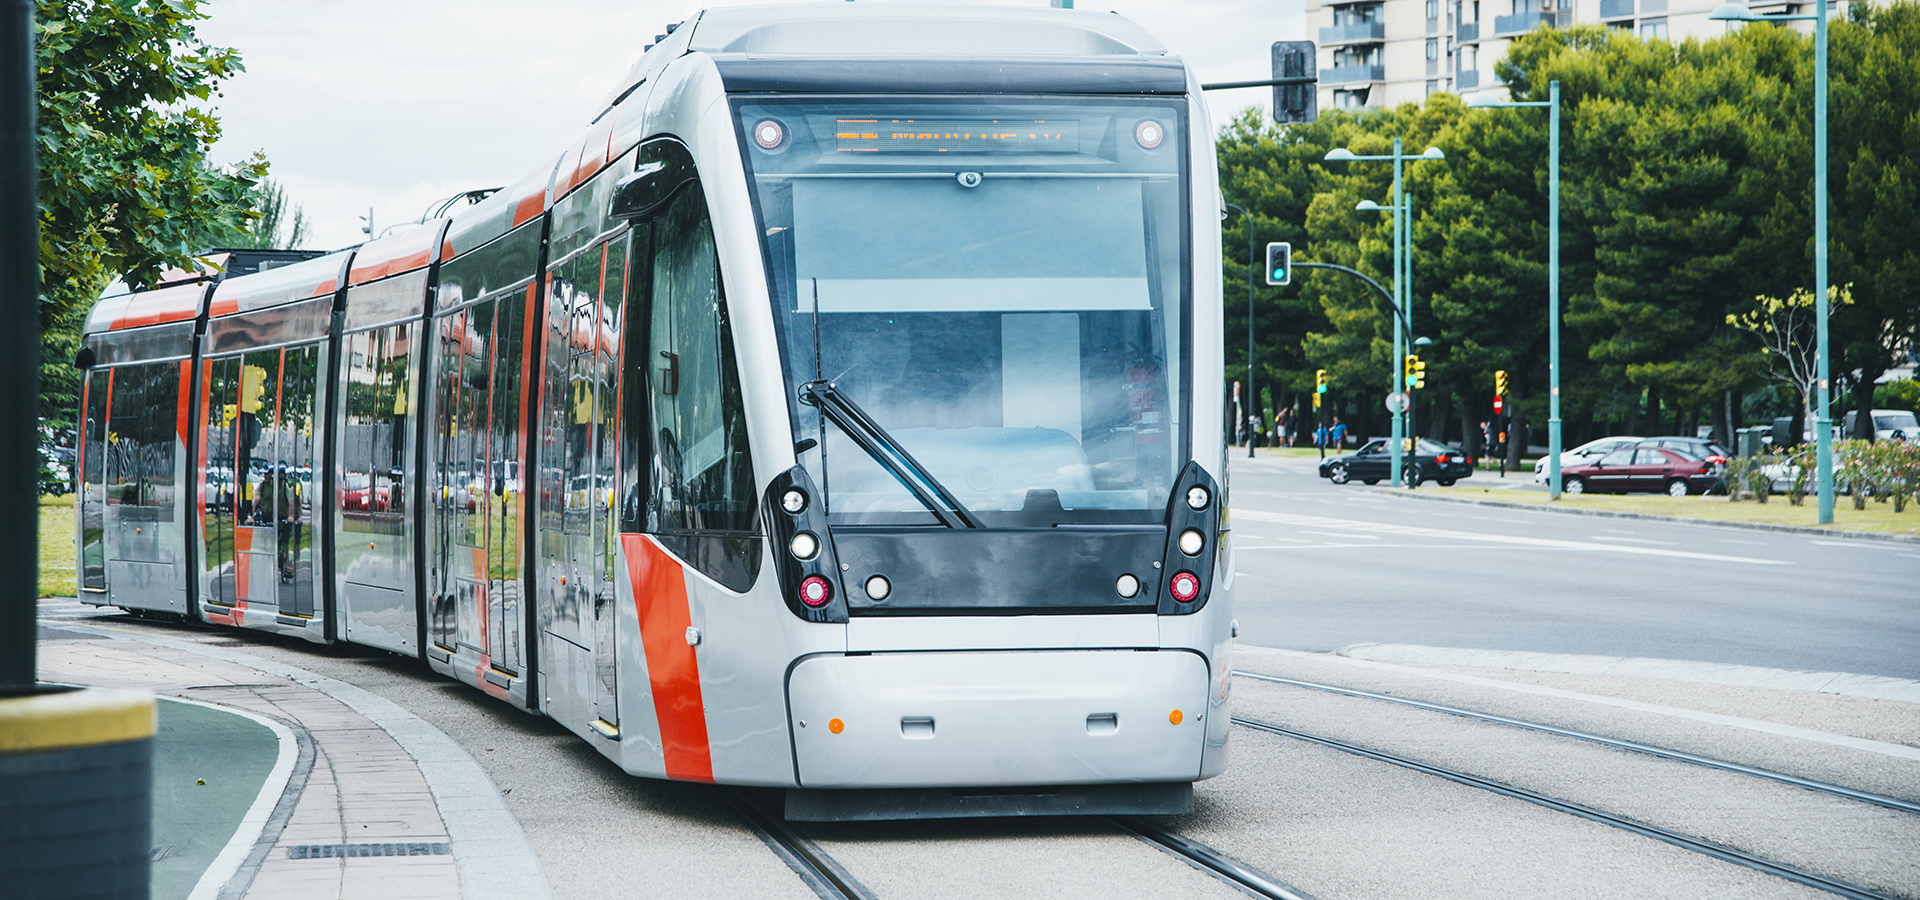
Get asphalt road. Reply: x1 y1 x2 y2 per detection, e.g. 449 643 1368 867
1226 454 1920 679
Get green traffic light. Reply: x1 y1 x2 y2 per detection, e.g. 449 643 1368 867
1271 268 1286 280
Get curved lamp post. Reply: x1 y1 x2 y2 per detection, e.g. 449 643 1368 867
1325 141 1445 487
1708 0 1833 523
1468 81 1563 498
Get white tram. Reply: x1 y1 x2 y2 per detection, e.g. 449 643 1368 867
73 3 1232 819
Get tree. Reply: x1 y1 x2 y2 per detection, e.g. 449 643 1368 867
37 0 265 316
36 0 265 434
1728 285 1855 443
198 179 311 250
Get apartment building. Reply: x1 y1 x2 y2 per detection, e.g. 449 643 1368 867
1311 0 1847 108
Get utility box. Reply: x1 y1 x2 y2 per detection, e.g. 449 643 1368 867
1737 426 1768 457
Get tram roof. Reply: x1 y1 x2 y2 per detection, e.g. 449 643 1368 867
686 4 1168 57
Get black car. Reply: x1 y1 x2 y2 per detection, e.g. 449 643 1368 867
1319 438 1475 487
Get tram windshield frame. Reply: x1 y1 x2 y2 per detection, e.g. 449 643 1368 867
734 94 1193 528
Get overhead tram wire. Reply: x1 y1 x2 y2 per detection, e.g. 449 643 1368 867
1231 716 1901 900
1235 672 1920 815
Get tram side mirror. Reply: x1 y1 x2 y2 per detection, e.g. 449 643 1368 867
610 140 698 222
72 346 95 370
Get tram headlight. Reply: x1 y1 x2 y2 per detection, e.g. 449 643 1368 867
1185 485 1210 510
753 119 786 150
1134 120 1166 150
799 575 833 607
789 531 820 561
780 488 808 514
1178 528 1205 557
1115 574 1140 598
1169 571 1200 603
864 575 891 601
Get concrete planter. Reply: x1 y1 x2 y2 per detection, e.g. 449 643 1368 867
0 687 156 900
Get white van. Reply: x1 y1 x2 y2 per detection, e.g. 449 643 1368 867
1842 409 1920 440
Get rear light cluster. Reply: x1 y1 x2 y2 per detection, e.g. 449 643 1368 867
767 466 846 623
1154 461 1222 614
1436 454 1450 464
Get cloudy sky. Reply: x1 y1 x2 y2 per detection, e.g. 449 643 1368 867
199 0 1306 250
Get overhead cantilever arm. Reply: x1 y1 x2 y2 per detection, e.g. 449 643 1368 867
798 381 983 530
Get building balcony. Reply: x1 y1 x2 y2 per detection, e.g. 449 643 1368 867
1457 69 1481 89
1492 9 1565 34
1456 22 1479 42
1599 0 1634 17
1320 20 1386 44
1321 63 1386 84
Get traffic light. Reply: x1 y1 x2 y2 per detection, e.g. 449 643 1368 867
1265 242 1291 286
1407 355 1426 389
1494 369 1508 398
1270 41 1318 125
1312 368 1326 408
240 365 268 414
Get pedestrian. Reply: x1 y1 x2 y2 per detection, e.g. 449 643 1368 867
1277 407 1294 447
1314 422 1327 449
1329 417 1348 449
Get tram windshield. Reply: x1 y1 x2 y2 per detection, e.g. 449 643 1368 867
737 98 1189 526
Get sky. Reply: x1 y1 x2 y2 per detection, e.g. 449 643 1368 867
199 0 1307 250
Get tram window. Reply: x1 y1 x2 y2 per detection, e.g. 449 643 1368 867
341 325 413 531
618 225 653 533
646 184 757 538
737 99 1186 526
563 247 603 536
597 236 626 584
489 290 527 581
106 362 179 509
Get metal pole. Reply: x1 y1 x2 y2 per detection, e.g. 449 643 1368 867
1547 80 1564 501
1249 209 1257 459
1404 192 1416 482
1813 1 1833 524
1390 138 1404 488
0 0 39 693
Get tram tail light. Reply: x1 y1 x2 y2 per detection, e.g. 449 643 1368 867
800 576 832 607
1169 571 1200 603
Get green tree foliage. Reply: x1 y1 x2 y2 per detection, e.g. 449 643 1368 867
36 0 266 433
1222 2 1920 447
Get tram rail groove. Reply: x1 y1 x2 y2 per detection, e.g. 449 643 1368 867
1232 716 1900 900
714 787 877 900
1109 816 1322 900
1234 670 1920 815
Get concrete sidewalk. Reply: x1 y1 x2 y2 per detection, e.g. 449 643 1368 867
36 600 549 900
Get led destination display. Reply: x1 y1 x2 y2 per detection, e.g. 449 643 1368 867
829 118 1081 153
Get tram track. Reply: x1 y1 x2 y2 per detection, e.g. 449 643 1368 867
714 788 878 900
1235 670 1920 814
1230 714 1903 900
1109 816 1321 900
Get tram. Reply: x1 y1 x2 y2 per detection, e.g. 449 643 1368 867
73 3 1232 820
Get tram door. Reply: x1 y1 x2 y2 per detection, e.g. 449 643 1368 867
78 370 110 602
333 301 422 655
427 287 527 678
537 234 627 733
201 347 322 618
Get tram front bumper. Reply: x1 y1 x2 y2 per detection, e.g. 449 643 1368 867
787 649 1210 788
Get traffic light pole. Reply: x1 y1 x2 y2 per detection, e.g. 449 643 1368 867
0 0 36 693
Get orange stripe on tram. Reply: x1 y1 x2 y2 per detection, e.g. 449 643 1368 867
621 534 713 782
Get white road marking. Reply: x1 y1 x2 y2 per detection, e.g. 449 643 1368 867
1589 536 1677 546
1236 509 1789 565
1811 539 1915 551
1237 645 1920 762
1719 539 1768 546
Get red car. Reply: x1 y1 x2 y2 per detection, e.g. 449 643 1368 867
1562 446 1720 496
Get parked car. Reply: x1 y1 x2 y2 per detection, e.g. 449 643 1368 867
1630 436 1731 465
1320 438 1475 487
1842 409 1920 441
1561 446 1720 496
1532 436 1643 484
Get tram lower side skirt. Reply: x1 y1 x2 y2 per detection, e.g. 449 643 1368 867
783 782 1193 822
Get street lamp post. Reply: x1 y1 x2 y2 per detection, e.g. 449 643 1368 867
1469 80 1562 498
1708 0 1832 523
1224 202 1257 458
1327 142 1445 487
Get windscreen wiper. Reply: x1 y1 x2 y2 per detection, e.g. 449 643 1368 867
798 380 982 529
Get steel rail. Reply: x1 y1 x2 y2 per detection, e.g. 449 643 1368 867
715 788 877 900
1234 671 1920 815
1109 816 1322 900
1232 716 1899 900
